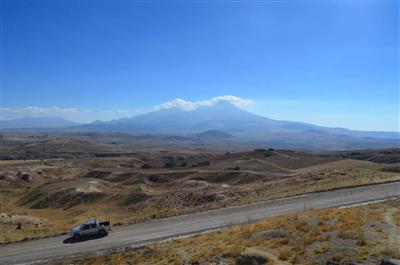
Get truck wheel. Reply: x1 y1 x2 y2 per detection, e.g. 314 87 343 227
73 234 80 240
99 229 106 236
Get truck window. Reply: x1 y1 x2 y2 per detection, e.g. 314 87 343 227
90 223 97 229
82 224 90 230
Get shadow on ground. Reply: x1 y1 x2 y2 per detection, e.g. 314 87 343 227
63 233 108 244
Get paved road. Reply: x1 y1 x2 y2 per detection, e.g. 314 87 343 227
1 182 399 265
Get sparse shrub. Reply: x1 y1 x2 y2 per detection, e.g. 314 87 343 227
320 233 331 241
236 255 268 265
357 232 367 246
294 220 309 232
381 167 400 173
279 238 290 245
338 228 364 241
254 148 266 152
278 246 291 260
381 243 400 258
310 227 321 238
192 161 210 167
268 148 275 151
320 223 332 233
230 244 244 254
330 253 344 262
21 173 30 181
304 235 316 245
141 163 152 169
264 152 272 157
314 242 329 254
164 162 176 168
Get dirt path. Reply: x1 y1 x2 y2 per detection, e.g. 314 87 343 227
254 158 290 171
92 168 275 176
271 151 297 159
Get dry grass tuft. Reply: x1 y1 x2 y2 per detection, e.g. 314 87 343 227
278 246 291 261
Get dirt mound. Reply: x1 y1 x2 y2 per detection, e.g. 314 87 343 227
0 213 47 226
17 179 113 209
296 159 379 173
176 179 210 189
108 171 188 185
155 191 224 210
381 166 400 173
189 171 278 185
264 150 339 169
212 149 338 172
232 159 290 173
337 149 400 164
123 191 150 205
146 175 170 183
80 170 111 179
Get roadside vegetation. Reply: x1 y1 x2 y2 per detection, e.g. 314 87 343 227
58 199 400 265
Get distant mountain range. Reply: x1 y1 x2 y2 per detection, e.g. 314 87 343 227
1 116 79 130
1 102 399 150
80 101 399 139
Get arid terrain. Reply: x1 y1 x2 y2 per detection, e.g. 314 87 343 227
1 132 399 245
3 1 399 264
62 199 400 265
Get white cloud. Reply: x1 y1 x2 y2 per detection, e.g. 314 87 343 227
0 96 253 122
1 106 79 114
156 95 254 110
0 106 141 123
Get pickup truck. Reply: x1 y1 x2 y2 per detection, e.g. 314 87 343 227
71 220 111 239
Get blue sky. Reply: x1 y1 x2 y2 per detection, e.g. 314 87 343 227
2 1 399 131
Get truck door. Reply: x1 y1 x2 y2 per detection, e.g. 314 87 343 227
89 223 98 235
80 224 90 236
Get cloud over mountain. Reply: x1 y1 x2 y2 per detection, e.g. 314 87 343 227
156 95 253 110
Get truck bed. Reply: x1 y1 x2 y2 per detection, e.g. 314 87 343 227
99 221 110 226
99 221 111 230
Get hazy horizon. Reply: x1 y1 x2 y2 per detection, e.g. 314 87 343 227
1 97 399 134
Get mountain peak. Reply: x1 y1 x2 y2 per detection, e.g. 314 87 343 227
193 100 245 114
202 100 241 110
